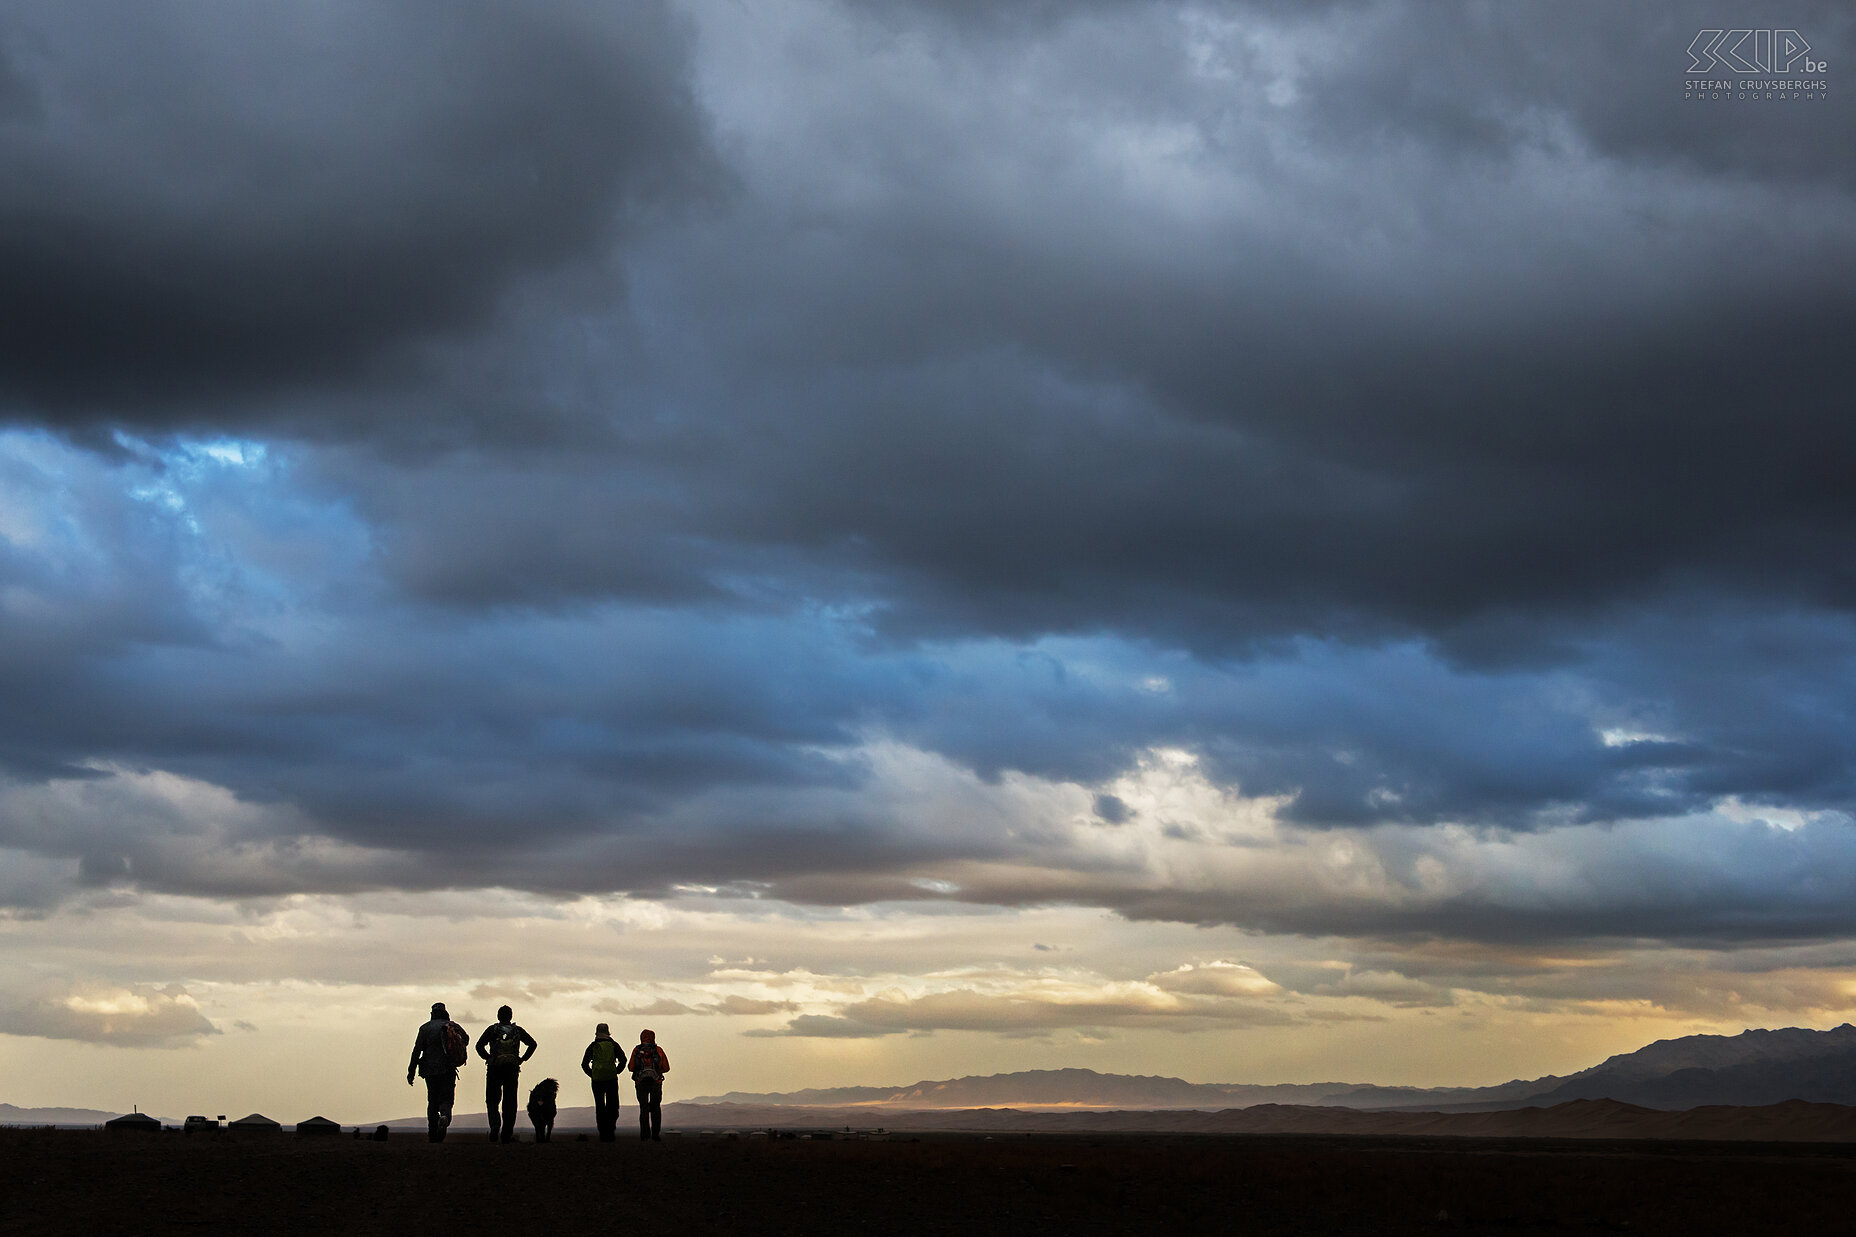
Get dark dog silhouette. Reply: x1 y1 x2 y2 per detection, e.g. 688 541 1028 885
526 1078 559 1143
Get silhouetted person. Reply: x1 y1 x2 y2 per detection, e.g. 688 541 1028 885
629 1027 668 1142
475 1004 537 1143
581 1022 623 1142
407 1001 464 1142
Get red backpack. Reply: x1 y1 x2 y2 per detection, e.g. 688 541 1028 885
632 1043 665 1082
443 1021 470 1068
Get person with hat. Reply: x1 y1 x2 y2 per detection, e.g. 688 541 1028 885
579 1022 624 1142
407 1001 465 1142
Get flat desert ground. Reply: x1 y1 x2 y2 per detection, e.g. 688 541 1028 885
8 1127 1856 1235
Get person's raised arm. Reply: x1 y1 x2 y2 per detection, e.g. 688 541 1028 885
474 1024 493 1061
519 1025 538 1063
580 1041 596 1076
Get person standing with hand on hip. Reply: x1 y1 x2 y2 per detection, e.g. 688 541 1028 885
475 1004 537 1143
629 1028 668 1142
580 1022 623 1142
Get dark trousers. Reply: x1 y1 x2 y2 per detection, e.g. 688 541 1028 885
635 1078 662 1140
591 1078 620 1141
424 1072 456 1142
486 1064 520 1141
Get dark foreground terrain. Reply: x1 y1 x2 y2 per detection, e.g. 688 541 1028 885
6 1127 1856 1235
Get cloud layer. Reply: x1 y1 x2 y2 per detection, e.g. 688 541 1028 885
0 0 708 427
2 0 1856 1059
0 982 217 1047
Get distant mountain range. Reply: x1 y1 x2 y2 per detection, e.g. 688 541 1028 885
679 1066 1558 1111
0 1102 173 1127
685 1069 1385 1110
26 1023 1856 1133
684 1023 1856 1113
1503 1023 1856 1111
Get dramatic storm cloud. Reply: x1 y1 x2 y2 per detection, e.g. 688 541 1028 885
0 0 707 428
2 0 1855 1112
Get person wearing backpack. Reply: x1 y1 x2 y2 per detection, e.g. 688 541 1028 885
406 1001 468 1142
579 1022 624 1142
474 1004 538 1143
628 1028 668 1142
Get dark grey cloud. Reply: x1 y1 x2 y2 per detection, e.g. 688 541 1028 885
12 432 1856 951
1092 794 1132 825
0 38 39 121
1298 1 1855 187
0 0 709 430
244 0 1856 667
2 0 1856 954
11 0 1845 656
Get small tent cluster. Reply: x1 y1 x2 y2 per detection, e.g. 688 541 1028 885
106 1111 348 1134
